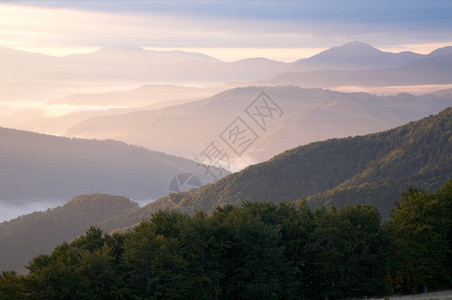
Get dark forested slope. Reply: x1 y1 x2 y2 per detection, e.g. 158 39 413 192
0 194 138 272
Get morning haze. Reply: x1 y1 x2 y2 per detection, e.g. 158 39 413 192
0 1 451 298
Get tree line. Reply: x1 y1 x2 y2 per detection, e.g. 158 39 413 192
1 180 451 299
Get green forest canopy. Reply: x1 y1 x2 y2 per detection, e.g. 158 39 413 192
1 181 451 299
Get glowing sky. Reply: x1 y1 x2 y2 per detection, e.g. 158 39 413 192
1 0 452 62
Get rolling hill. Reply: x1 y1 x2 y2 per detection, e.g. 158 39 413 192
0 127 224 221
0 194 139 272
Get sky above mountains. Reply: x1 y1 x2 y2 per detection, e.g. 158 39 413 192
1 1 451 62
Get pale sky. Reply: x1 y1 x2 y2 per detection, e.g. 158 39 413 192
1 1 452 62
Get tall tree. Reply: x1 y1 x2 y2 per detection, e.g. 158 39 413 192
310 205 390 299
122 218 189 299
389 183 451 294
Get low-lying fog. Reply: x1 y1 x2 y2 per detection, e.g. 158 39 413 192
0 199 66 222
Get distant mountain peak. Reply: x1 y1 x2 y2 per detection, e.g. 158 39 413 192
96 45 145 52
312 41 382 59
233 57 284 65
290 40 424 70
237 57 272 62
341 41 377 49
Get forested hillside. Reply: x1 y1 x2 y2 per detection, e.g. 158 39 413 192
1 182 450 299
144 107 451 218
0 194 138 272
1 108 450 272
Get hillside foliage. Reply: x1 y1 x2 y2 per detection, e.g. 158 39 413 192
145 107 451 219
0 194 138 272
1 181 451 299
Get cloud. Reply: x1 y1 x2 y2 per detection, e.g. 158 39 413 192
0 4 326 52
7 1 452 26
1 1 451 60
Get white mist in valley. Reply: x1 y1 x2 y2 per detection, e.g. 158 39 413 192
0 199 66 223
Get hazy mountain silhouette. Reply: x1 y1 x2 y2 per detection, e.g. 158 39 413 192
0 45 286 98
2 41 451 107
290 41 423 71
65 86 452 168
88 45 222 64
0 127 225 221
268 53 452 88
1 84 225 136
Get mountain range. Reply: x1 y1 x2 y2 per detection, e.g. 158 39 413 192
2 41 451 107
1 107 450 272
267 53 452 88
3 41 451 89
261 41 452 88
290 41 425 71
65 86 452 170
2 41 452 155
